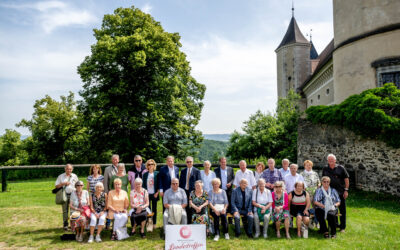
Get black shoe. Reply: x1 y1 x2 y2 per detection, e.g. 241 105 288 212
140 232 146 238
235 232 240 238
130 231 136 236
247 234 253 238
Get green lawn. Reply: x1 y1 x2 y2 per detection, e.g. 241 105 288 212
0 179 399 249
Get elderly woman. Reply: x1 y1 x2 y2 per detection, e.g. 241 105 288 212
252 178 272 238
142 159 159 225
200 160 216 194
88 182 107 243
288 181 311 238
110 163 129 192
189 180 209 228
209 178 229 241
271 181 290 239
130 178 149 238
55 164 78 230
107 178 129 240
314 176 341 238
87 164 104 194
69 180 90 242
301 160 321 201
163 178 188 233
254 162 265 184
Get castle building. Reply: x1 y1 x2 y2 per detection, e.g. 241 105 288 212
277 0 400 109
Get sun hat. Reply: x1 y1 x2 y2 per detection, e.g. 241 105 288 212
70 211 81 221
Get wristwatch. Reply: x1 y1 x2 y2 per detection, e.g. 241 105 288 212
344 188 349 191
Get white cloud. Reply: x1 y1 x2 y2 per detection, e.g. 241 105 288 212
0 1 97 33
141 3 152 14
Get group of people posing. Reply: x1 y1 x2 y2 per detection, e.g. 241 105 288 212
55 153 349 243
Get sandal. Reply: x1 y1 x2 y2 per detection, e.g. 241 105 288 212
111 232 117 241
140 232 146 238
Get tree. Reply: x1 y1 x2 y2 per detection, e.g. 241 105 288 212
17 92 91 164
227 90 301 162
0 129 28 166
78 6 206 162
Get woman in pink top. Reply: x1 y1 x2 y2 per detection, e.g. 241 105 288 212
107 178 129 240
271 181 290 239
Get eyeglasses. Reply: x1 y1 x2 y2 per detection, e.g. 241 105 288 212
135 160 142 162
172 183 179 185
186 161 193 163
76 185 83 187
148 163 155 166
323 181 330 183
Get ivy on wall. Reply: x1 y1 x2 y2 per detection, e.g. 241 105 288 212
306 83 400 148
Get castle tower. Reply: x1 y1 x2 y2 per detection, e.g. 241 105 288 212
275 9 311 98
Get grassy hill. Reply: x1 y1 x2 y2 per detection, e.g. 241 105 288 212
198 139 229 162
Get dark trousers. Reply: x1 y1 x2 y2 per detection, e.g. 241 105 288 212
184 189 193 224
234 210 254 236
149 193 158 225
338 194 346 230
210 211 228 235
315 208 336 236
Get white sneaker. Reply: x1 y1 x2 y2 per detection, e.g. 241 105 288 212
88 235 94 243
303 228 308 238
225 233 230 240
78 235 83 242
254 232 260 238
213 235 220 241
95 235 102 242
263 233 268 239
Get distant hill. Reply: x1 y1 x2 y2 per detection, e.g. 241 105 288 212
198 139 229 162
203 134 231 142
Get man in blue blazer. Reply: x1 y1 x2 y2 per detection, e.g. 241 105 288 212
179 156 201 224
231 178 254 238
159 156 180 211
214 157 235 215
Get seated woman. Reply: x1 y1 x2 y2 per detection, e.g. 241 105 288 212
88 182 107 243
107 178 129 240
163 178 188 232
189 180 209 230
288 181 311 238
110 163 129 192
69 180 90 242
314 176 341 239
252 178 272 238
209 178 229 241
271 181 290 239
130 178 149 238
87 164 104 194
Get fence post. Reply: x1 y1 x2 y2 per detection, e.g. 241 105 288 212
1 170 7 192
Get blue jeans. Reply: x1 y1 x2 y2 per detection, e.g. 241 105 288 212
234 210 254 236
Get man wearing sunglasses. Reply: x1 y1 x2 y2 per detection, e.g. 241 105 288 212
128 155 147 190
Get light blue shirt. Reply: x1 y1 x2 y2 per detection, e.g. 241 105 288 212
221 168 227 190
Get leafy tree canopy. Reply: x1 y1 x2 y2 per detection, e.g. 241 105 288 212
78 6 206 162
0 129 28 166
227 90 301 163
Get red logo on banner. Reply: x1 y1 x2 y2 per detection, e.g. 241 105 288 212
179 226 192 239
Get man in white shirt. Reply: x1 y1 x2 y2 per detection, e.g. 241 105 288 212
284 164 306 193
279 159 291 178
233 160 256 189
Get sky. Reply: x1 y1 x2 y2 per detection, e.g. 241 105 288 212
0 0 333 135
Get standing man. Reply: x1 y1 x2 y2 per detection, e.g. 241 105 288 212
262 158 283 191
284 164 306 193
159 156 180 211
179 156 201 224
322 153 349 233
104 154 123 193
279 159 291 178
215 157 234 213
233 160 256 189
128 155 147 189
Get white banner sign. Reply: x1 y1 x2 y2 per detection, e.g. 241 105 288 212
165 224 206 250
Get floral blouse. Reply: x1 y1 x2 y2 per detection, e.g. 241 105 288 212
190 190 208 215
301 170 321 199
92 192 106 213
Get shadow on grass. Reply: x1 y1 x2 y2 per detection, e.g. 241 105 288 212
347 189 400 215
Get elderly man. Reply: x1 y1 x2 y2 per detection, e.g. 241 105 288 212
284 164 306 193
231 179 254 238
262 158 283 191
179 156 201 224
159 156 180 212
279 159 291 178
233 160 256 189
128 155 147 190
163 178 188 232
322 154 349 233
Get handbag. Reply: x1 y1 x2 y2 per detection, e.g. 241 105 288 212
328 208 338 216
146 217 154 232
55 187 67 205
116 226 129 240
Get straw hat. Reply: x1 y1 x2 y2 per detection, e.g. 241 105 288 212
70 211 81 220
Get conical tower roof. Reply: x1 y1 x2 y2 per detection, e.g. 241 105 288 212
310 41 319 59
276 16 309 50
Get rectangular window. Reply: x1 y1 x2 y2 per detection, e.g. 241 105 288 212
380 71 400 89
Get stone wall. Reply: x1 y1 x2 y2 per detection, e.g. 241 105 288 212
297 119 400 196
